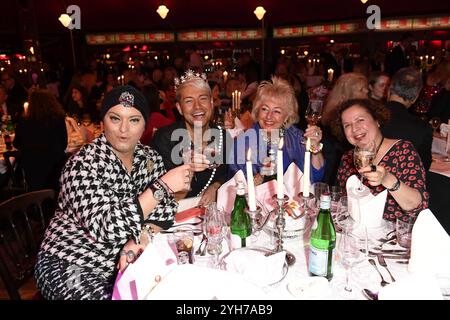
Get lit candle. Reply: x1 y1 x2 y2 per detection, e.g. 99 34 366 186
232 91 235 110
121 75 125 85
246 149 257 211
302 138 311 197
277 137 284 199
308 59 312 69
23 102 29 115
327 68 334 82
223 70 228 83
237 91 241 111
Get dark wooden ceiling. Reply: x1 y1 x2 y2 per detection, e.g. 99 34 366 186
2 0 450 35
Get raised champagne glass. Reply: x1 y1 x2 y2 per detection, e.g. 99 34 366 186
353 140 376 196
301 99 323 144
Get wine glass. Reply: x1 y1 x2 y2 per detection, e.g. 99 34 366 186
181 143 194 191
335 230 368 299
430 117 441 136
353 141 376 196
205 203 226 268
204 138 221 170
301 100 323 144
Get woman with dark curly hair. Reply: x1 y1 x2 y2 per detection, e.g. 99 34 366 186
335 98 428 222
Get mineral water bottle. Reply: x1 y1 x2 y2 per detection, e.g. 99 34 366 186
309 192 336 280
230 181 252 248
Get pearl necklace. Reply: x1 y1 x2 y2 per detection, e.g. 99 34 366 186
196 126 223 197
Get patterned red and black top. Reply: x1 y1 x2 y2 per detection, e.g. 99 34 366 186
337 140 429 222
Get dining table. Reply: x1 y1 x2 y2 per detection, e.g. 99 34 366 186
113 201 449 300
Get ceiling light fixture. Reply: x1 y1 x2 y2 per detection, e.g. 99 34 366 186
157 4 169 19
254 6 266 20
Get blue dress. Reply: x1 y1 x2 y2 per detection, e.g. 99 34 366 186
228 123 325 182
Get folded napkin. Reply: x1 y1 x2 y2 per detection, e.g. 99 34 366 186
378 273 443 300
346 175 387 229
223 249 286 287
112 234 177 300
440 123 450 137
216 170 246 219
145 264 268 300
177 196 201 212
408 209 450 277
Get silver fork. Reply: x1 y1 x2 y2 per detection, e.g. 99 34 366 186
377 254 396 282
369 258 389 287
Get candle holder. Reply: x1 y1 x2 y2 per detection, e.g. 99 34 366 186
298 192 316 217
245 205 271 234
271 194 296 266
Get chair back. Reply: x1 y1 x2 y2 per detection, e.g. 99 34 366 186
0 189 56 300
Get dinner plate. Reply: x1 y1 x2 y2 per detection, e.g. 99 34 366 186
286 276 331 299
218 246 288 287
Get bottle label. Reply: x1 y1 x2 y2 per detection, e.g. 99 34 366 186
309 245 329 277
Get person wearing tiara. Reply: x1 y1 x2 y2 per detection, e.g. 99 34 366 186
151 70 232 207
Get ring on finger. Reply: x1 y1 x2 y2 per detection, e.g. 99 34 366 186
126 250 136 261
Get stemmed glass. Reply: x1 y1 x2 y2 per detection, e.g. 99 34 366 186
430 117 441 136
353 141 376 196
336 230 368 299
204 138 221 170
205 203 226 268
181 143 194 191
301 100 323 144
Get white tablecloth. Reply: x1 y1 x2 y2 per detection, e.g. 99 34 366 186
116 215 421 300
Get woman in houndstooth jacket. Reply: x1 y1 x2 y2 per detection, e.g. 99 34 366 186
34 86 191 300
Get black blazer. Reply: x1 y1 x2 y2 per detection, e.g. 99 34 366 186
381 101 432 170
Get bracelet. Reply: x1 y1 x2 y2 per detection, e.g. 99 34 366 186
309 142 323 154
387 176 401 192
157 178 173 195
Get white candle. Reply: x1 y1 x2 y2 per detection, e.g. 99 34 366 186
237 91 241 110
302 138 311 197
23 102 29 115
327 68 334 82
277 138 284 199
232 91 235 110
246 149 256 211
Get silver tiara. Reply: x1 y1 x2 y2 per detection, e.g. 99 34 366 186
118 91 134 108
174 69 207 90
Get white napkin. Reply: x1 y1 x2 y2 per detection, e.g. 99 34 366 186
346 175 387 228
378 273 443 300
145 264 269 300
111 234 177 300
177 196 201 212
408 209 450 277
223 250 286 287
216 170 246 219
284 162 305 199
440 123 450 137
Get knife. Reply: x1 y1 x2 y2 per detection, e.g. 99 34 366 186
377 254 396 282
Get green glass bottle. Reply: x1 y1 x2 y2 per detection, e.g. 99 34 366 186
6 115 14 134
230 181 252 248
309 192 336 280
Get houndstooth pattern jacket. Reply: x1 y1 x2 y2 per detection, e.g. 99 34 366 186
39 134 177 281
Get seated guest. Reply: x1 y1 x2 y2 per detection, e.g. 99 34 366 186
229 76 325 184
151 70 230 206
382 67 432 170
429 76 450 124
34 85 190 299
335 99 428 222
13 89 68 191
368 71 390 102
140 84 175 145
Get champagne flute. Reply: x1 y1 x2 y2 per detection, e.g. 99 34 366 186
430 117 441 136
353 141 376 195
301 100 323 144
181 143 194 192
